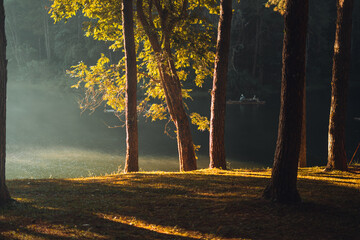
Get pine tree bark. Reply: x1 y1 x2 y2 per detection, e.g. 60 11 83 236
122 0 139 173
326 0 354 171
209 0 232 169
0 0 11 206
136 0 196 171
263 0 308 203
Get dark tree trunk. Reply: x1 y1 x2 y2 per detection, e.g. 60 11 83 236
0 0 11 206
326 0 354 171
122 0 139 173
136 0 196 171
252 0 262 80
209 0 232 169
298 80 306 167
263 0 308 204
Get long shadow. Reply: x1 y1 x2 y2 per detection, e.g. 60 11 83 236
2 173 360 240
0 201 195 240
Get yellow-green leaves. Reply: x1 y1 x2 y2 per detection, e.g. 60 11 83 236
51 0 217 133
67 54 126 113
190 112 210 131
146 104 168 121
265 0 287 15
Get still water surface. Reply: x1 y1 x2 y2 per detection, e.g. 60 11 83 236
5 82 360 179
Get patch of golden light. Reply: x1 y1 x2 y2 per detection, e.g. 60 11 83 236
339 0 344 8
25 224 107 239
334 41 340 54
13 197 34 203
31 205 64 211
1 231 43 240
97 213 221 240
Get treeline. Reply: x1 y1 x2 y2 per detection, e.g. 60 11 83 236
5 0 360 92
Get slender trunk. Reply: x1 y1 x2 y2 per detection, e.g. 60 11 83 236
263 0 308 203
136 0 196 171
209 0 232 169
298 79 306 167
43 2 51 61
5 14 20 65
0 0 11 206
299 33 310 168
252 0 261 78
326 0 353 171
122 0 139 173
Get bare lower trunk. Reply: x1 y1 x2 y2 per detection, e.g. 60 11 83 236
123 0 139 173
298 80 306 167
161 60 196 171
209 0 232 169
326 0 354 171
263 0 308 204
0 0 11 206
174 106 197 171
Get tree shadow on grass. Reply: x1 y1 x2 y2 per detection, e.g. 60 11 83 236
0 201 195 240
2 172 360 239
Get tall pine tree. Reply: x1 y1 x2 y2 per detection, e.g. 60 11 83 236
263 0 308 203
326 0 354 171
209 0 232 169
123 0 139 173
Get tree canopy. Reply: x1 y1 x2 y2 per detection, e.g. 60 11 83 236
50 0 217 132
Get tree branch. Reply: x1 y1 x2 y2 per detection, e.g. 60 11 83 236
137 0 162 52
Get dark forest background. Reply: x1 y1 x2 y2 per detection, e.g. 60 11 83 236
4 0 360 96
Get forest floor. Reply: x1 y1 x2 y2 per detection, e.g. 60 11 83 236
0 165 360 240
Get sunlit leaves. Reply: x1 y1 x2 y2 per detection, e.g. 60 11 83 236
67 54 126 113
190 112 210 131
146 103 168 121
50 0 217 131
265 0 287 15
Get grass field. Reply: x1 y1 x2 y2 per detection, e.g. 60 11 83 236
0 166 359 239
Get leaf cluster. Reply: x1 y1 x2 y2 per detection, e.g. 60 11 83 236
265 0 287 15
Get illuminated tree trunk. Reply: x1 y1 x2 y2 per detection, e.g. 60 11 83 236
209 0 232 169
0 0 11 206
326 0 354 171
137 0 196 171
122 0 139 173
263 0 308 203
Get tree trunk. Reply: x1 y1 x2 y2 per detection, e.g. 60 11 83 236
326 0 354 171
162 35 197 171
263 0 308 204
136 0 196 171
122 0 139 173
298 80 306 167
252 0 262 80
0 0 11 206
43 4 51 60
209 0 232 169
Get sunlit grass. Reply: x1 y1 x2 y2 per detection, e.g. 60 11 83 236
1 166 359 239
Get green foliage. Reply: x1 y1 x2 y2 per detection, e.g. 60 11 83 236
50 0 215 131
